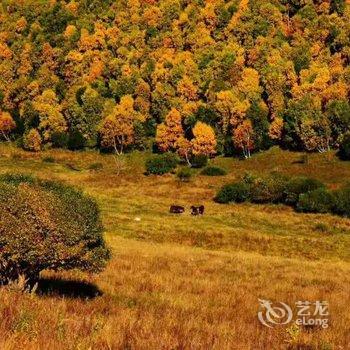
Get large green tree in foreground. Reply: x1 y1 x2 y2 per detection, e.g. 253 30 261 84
0 174 110 283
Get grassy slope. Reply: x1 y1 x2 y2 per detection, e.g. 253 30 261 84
0 144 350 349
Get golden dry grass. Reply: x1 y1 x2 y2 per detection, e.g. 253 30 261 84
0 144 350 349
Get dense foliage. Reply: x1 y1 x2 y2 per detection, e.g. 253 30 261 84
145 153 178 174
284 176 325 205
176 167 193 181
0 0 350 159
200 166 227 176
245 172 288 203
190 154 208 168
333 186 350 216
338 132 350 160
296 187 335 213
215 182 250 203
215 173 350 217
0 174 110 283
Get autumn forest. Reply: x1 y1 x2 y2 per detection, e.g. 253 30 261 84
0 0 349 159
2 1 350 348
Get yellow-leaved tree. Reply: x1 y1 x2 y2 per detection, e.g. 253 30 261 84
99 95 144 154
23 129 42 152
175 136 192 166
233 120 255 159
299 118 332 153
156 108 184 152
215 90 250 133
269 117 284 141
191 122 217 156
0 110 16 141
33 89 67 142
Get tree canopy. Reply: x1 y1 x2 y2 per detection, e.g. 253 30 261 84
0 0 350 157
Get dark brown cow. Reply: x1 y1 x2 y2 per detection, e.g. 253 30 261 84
170 205 185 214
191 205 205 216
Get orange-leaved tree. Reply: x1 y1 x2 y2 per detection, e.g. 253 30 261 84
0 110 16 141
215 90 250 133
175 136 192 166
99 95 144 154
33 89 67 142
191 122 217 156
269 117 284 142
156 108 184 152
233 120 255 159
23 129 42 152
298 118 332 153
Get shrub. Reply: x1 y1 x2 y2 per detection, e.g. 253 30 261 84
333 186 350 217
51 132 69 148
68 130 86 150
190 154 208 168
0 174 110 283
15 136 24 149
201 166 227 176
0 173 35 186
249 173 288 204
284 177 325 206
215 182 250 204
176 167 193 182
338 132 350 160
242 172 258 185
296 188 335 213
145 153 178 175
23 129 42 152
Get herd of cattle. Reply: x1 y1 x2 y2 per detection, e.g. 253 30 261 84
170 205 205 216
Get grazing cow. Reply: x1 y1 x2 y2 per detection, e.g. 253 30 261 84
170 205 185 214
198 205 205 215
191 205 205 216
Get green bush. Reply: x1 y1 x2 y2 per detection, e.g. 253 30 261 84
333 186 350 217
145 153 178 175
176 167 193 182
51 132 69 148
0 174 110 283
214 172 350 219
215 182 250 204
68 130 86 150
284 177 325 206
201 166 227 176
296 188 335 213
338 133 350 160
190 154 208 168
242 172 258 185
248 173 288 204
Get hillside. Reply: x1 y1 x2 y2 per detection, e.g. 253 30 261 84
0 0 350 157
0 145 350 348
1 0 350 348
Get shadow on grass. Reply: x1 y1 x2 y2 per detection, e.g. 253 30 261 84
36 277 102 299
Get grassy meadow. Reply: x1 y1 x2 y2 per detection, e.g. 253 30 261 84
0 144 350 349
